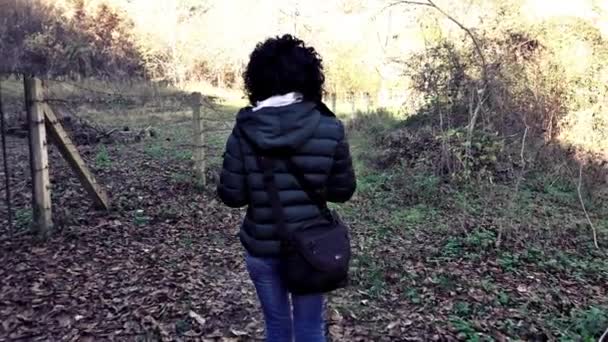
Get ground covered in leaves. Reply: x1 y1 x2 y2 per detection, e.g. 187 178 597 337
1 103 607 341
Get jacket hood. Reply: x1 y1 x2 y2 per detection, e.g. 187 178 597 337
236 101 320 152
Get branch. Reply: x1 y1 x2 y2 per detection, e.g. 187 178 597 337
426 0 488 80
383 0 434 11
386 0 488 85
465 88 485 161
577 163 599 249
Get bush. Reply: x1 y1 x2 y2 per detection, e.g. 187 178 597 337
375 123 507 183
396 9 608 187
347 109 400 136
0 0 145 78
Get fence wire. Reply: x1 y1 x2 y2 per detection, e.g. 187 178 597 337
0 77 233 239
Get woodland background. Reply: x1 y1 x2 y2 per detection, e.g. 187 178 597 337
1 0 607 340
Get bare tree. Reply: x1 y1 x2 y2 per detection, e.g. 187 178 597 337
383 0 487 83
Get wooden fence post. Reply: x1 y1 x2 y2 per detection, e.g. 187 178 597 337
190 92 206 187
43 104 110 210
350 92 356 119
364 92 372 113
24 76 53 237
330 93 337 114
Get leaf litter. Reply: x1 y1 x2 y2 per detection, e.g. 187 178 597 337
0 114 606 341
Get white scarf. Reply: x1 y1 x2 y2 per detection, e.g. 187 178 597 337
252 92 303 112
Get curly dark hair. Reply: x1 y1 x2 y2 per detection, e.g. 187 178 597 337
243 34 325 105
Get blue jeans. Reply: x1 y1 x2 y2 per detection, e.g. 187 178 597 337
246 253 326 342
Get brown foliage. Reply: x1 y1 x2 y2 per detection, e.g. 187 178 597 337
0 0 145 78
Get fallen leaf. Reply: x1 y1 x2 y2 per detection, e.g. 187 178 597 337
329 308 343 322
57 314 72 327
188 310 206 327
230 328 248 337
387 321 399 330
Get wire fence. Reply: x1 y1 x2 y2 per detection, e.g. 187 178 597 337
0 76 234 239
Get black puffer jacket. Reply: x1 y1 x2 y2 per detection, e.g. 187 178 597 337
217 101 356 257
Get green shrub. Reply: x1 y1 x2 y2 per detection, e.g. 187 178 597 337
145 143 165 159
568 307 608 340
465 229 497 250
390 204 436 229
347 109 400 136
549 306 608 341
14 208 32 230
95 145 112 169
449 317 485 341
497 252 520 272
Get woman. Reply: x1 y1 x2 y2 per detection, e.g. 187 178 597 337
217 34 356 342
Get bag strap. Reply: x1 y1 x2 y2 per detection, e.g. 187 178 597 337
238 125 330 212
237 125 291 240
256 155 291 240
284 159 332 219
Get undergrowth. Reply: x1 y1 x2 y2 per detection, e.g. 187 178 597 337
339 110 608 340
